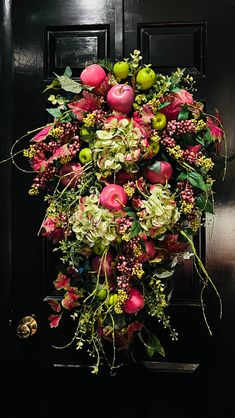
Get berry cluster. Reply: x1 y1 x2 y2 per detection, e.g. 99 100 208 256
30 165 57 194
116 217 133 235
116 237 144 290
57 121 80 139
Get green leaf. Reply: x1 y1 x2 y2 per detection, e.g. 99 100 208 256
176 172 187 181
125 207 137 219
43 78 60 93
203 129 213 143
46 108 62 118
64 66 72 77
148 160 161 173
171 87 181 92
147 332 165 357
177 104 189 121
196 194 214 213
55 74 82 94
146 346 155 357
129 220 141 239
155 269 175 278
188 172 207 191
114 314 126 329
96 58 113 72
158 101 171 109
196 136 205 146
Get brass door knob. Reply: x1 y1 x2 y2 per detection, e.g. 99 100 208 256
16 315 38 338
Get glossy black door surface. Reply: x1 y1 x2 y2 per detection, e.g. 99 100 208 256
1 1 235 417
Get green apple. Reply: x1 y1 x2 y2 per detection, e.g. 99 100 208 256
136 67 156 90
78 147 92 164
80 128 90 137
113 61 129 80
152 112 167 130
96 288 108 300
93 241 107 256
149 141 160 154
108 293 118 306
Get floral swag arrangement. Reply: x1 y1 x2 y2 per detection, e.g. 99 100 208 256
11 50 225 374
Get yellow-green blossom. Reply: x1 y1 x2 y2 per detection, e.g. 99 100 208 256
137 185 180 237
70 194 117 247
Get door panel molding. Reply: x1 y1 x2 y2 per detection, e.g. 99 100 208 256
137 21 207 77
44 24 111 79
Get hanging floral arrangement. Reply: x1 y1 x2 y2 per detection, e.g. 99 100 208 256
9 50 225 374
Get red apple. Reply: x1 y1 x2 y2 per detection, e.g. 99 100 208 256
144 161 173 184
107 84 135 114
91 251 114 277
99 184 128 211
123 287 145 314
80 63 106 87
59 162 83 188
138 238 156 262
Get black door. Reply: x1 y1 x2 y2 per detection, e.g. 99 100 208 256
1 1 235 417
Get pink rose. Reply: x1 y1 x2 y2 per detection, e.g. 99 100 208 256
42 217 65 243
161 89 194 120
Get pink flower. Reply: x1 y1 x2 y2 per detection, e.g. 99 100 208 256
133 107 153 139
42 217 56 233
93 75 112 96
48 314 62 328
161 89 194 120
68 91 101 120
42 217 65 243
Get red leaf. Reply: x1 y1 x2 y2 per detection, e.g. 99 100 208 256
47 299 61 313
31 125 53 142
48 314 62 328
